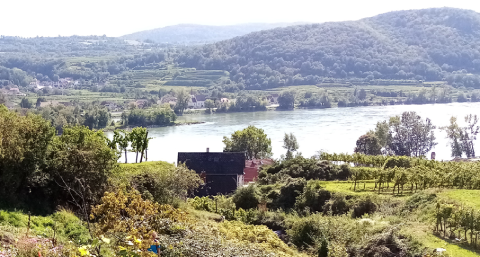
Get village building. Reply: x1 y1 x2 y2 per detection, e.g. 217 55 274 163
158 95 177 106
188 94 207 109
129 99 149 109
101 101 120 111
243 159 275 183
1 88 26 97
178 150 245 196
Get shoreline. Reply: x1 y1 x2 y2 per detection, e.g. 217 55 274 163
103 121 206 131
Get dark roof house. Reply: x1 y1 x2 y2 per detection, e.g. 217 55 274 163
178 151 245 196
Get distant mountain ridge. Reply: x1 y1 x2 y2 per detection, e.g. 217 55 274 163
121 23 306 45
175 8 480 89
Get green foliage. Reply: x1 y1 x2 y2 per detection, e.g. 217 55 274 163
351 196 378 218
441 115 479 158
259 156 351 185
278 91 295 109
232 185 260 210
124 106 176 127
223 125 272 159
283 132 299 159
177 8 480 89
354 131 382 155
0 210 89 244
383 156 412 169
47 125 118 212
19 98 32 109
0 105 55 209
295 180 331 213
113 162 202 205
83 106 111 129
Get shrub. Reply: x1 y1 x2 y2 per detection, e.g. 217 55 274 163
295 180 331 213
232 185 260 210
271 178 307 210
352 196 378 218
383 156 412 169
113 162 202 205
287 216 325 249
322 193 349 215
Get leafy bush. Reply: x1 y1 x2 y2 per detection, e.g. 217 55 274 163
259 156 350 185
322 193 350 215
232 185 260 210
295 180 331 213
287 215 325 249
383 156 412 169
353 228 424 257
271 178 307 210
112 161 202 205
352 196 378 218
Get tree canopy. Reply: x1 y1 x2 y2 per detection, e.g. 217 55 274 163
223 125 272 160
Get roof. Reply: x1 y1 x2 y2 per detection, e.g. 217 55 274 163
178 152 245 175
195 95 207 102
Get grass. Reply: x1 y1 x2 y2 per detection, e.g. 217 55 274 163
437 189 480 209
404 222 480 257
319 180 413 197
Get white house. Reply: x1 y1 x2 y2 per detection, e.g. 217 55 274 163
188 94 207 109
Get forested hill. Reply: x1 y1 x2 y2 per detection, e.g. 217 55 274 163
121 23 304 45
176 8 480 90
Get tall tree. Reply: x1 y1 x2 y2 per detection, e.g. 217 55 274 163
0 105 55 207
47 126 117 215
113 130 130 163
387 112 437 157
174 88 190 114
442 117 463 158
278 91 296 109
443 115 480 158
354 131 382 155
283 133 299 159
223 125 272 160
20 98 32 109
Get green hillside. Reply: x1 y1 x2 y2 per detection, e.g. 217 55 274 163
176 8 480 89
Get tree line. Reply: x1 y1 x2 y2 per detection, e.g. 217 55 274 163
176 8 480 89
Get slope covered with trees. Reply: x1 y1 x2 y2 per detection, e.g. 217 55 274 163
176 8 480 89
121 23 303 45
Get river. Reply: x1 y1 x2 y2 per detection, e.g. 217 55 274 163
105 102 480 164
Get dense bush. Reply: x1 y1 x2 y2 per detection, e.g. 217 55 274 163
232 185 260 210
352 196 378 218
259 156 351 185
270 178 306 210
294 180 331 213
112 162 202 205
124 106 176 126
383 156 412 169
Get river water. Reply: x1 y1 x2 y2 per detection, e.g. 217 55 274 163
105 102 480 164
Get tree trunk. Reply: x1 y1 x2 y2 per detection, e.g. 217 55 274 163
136 151 138 163
124 149 127 163
140 150 144 163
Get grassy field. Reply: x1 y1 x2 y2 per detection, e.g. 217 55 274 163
320 181 480 256
438 189 480 209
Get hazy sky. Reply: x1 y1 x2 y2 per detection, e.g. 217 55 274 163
3 0 480 37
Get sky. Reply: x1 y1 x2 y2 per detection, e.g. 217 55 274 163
2 0 480 37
